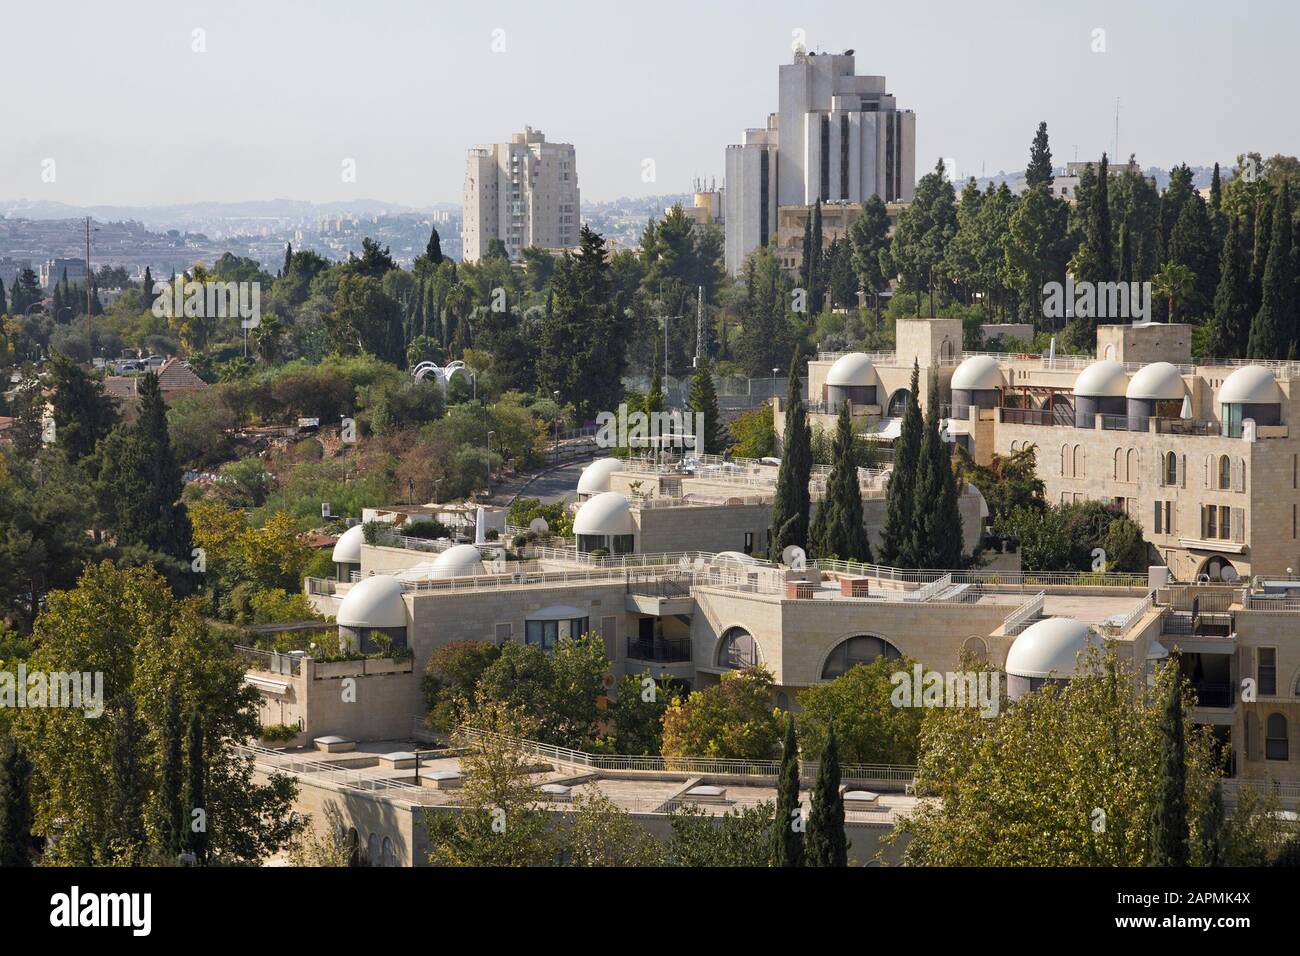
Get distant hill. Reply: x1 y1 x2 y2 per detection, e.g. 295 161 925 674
0 197 448 227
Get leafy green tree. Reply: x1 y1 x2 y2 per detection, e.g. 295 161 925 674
564 791 665 866
109 696 147 865
1150 670 1190 866
330 273 405 365
804 723 847 866
1196 781 1226 866
892 160 957 315
880 361 922 565
798 655 923 764
661 667 781 761
47 351 118 463
769 351 811 559
770 713 804 867
425 225 444 264
996 504 1072 572
736 245 795 376
182 710 208 864
156 685 184 857
809 402 871 561
611 673 677 756
9 268 43 315
1072 153 1115 295
956 445 1044 524
849 195 893 325
1025 122 1054 187
687 358 724 454
422 640 502 731
1153 262 1196 325
0 736 33 867
1167 192 1218 319
1003 184 1070 327
728 403 774 460
475 636 607 749
668 801 776 866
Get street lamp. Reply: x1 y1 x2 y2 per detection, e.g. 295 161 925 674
485 430 496 498
772 367 779 408
552 390 561 460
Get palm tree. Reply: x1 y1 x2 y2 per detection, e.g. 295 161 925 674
1153 263 1196 323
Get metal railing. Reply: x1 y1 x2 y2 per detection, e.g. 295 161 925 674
235 743 423 793
448 725 916 787
1161 611 1234 637
235 645 303 676
1104 590 1154 636
625 636 693 662
1003 592 1046 634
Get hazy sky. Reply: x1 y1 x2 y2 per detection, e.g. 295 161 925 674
6 0 1297 207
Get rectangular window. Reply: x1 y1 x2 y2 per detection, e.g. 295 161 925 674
820 115 830 201
840 114 850 200
1205 505 1217 539
1259 647 1277 696
1220 505 1231 540
743 532 754 555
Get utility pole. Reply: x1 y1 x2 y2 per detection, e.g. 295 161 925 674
693 285 704 368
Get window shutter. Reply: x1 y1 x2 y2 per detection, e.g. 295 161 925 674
1205 455 1211 489
1235 459 1245 492
1153 501 1162 535
600 616 617 659
1180 454 1187 488
1172 502 1178 535
1232 508 1245 544
1200 506 1208 539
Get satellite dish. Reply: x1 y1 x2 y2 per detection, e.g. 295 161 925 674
529 517 549 533
1220 565 1239 583
782 545 807 570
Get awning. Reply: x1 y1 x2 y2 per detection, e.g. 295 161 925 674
244 675 291 696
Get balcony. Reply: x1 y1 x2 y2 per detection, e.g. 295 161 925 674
1161 611 1234 638
626 636 692 663
1189 682 1234 709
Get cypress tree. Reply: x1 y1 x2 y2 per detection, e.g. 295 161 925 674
1149 675 1189 867
109 697 147 865
809 401 871 561
1079 153 1114 289
136 371 192 557
0 735 33 867
282 242 292 278
0 273 6 313
1247 183 1295 359
810 201 824 315
880 361 922 566
911 380 964 569
1197 780 1226 867
182 711 208 865
1025 122 1054 187
1206 217 1251 359
426 224 444 264
1249 193 1273 317
48 351 118 463
1209 163 1226 253
770 713 804 867
800 215 813 296
643 346 664 415
804 723 848 866
769 350 812 560
157 685 185 857
687 358 723 455
1117 220 1134 285
1168 193 1217 319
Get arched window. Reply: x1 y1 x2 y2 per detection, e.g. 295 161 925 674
1073 444 1084 478
1060 443 1070 477
887 389 911 418
1113 447 1121 480
346 828 361 867
1126 448 1138 483
962 636 989 663
1218 455 1231 490
717 627 759 669
821 635 901 680
1266 713 1289 761
381 836 397 867
367 832 380 866
1165 451 1178 486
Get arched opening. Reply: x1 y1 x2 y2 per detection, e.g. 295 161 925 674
1218 455 1231 490
381 836 398 867
1126 448 1138 482
1073 444 1084 478
346 827 361 867
962 636 989 663
821 634 902 680
1266 713 1289 761
367 832 380 866
1165 451 1178 486
887 388 911 418
717 627 759 670
1198 555 1238 583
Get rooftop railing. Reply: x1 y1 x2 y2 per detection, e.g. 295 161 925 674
1003 591 1046 634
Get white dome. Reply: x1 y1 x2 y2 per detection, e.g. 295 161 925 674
573 491 634 536
826 353 877 387
578 458 624 495
337 575 406 629
1126 362 1185 401
430 544 484 578
1219 365 1280 405
950 355 1003 391
331 524 366 564
1005 617 1100 679
1074 360 1129 398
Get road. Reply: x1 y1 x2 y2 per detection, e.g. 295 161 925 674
486 455 592 507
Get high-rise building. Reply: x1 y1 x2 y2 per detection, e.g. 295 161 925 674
461 127 580 262
725 51 916 275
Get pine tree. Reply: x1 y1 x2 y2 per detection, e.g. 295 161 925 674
810 402 871 561
182 711 208 864
769 351 812 560
910 380 964 569
770 713 804 867
48 351 118 463
880 361 922 565
687 358 723 454
1025 122 1054 187
0 735 33 867
1247 183 1296 359
109 697 147 865
1206 217 1251 359
804 722 848 866
1197 780 1226 866
643 347 664 415
1149 675 1189 867
426 224 444 264
157 686 185 857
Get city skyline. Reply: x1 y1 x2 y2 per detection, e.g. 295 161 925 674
5 0 1297 208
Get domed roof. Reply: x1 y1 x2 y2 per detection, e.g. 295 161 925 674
950 355 1004 391
430 543 484 578
573 491 634 536
331 524 366 564
826 352 877 387
337 575 406 629
577 458 624 495
1074 359 1129 398
1126 362 1185 401
1219 365 1281 405
1005 617 1100 679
